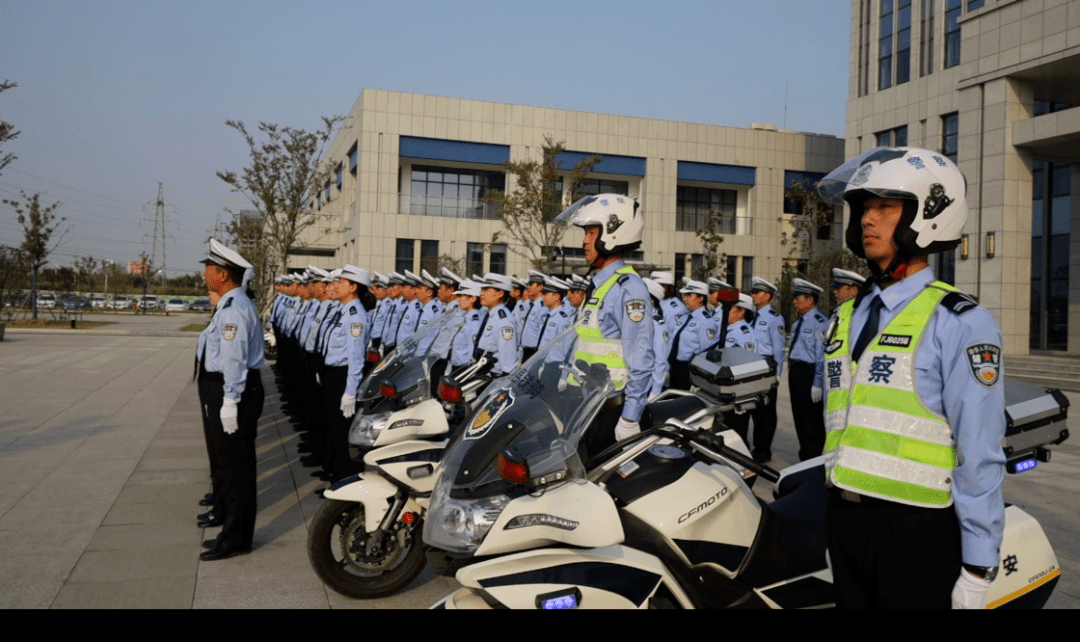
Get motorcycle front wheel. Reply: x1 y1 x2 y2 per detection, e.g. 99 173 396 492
307 499 425 599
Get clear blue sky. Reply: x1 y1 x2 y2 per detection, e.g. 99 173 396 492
0 0 851 277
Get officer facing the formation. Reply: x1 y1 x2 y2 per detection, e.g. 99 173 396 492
787 278 828 462
556 193 655 452
817 146 1005 609
831 268 865 307
196 239 264 561
476 273 521 376
649 270 688 331
748 276 785 463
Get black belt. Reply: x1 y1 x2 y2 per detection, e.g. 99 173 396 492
199 369 260 383
790 359 814 368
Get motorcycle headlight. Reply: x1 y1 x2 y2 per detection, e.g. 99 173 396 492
348 411 392 448
423 474 510 554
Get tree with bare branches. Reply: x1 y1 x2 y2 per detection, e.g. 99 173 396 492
216 117 343 314
5 191 68 319
482 136 600 272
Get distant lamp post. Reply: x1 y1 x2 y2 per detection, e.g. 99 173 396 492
985 231 996 259
960 234 970 260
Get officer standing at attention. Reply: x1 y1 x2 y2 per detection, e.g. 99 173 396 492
449 279 485 368
566 274 588 311
476 273 521 376
748 276 785 462
831 268 865 307
667 279 715 391
534 275 575 352
521 270 551 360
817 146 1005 609
196 239 264 561
642 277 672 400
556 194 654 450
721 293 757 443
787 277 828 461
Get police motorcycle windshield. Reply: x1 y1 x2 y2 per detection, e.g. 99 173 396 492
423 322 615 554
356 307 465 405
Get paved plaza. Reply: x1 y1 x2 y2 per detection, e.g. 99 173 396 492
0 316 1077 608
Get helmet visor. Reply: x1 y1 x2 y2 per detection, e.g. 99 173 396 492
554 195 603 227
816 147 913 205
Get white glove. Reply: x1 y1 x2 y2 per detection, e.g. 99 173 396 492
952 568 993 609
615 418 641 441
340 393 357 418
221 398 239 435
811 386 823 403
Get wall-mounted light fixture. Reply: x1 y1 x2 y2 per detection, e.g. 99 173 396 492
960 234 970 260
986 231 996 259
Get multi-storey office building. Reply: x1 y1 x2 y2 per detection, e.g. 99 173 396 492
846 0 1080 355
303 89 844 295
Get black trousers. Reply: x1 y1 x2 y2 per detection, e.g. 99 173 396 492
322 365 362 482
749 384 779 459
199 371 264 549
826 491 961 608
788 360 825 461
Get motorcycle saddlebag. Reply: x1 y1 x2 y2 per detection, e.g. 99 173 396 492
689 346 777 404
1001 376 1069 473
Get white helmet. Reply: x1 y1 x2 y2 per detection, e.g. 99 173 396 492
555 194 643 259
817 147 968 260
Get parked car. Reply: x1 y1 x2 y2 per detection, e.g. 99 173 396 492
63 296 89 310
190 299 211 313
109 295 133 310
138 295 159 310
90 296 107 309
164 298 188 312
36 294 56 309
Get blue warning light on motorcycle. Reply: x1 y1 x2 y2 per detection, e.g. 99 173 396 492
1010 458 1037 473
536 587 581 609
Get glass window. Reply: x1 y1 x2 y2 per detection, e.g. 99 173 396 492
396 239 415 274
676 185 737 233
919 0 934 77
407 165 504 219
741 257 754 293
420 240 439 273
489 244 507 275
945 0 961 68
466 243 485 277
941 113 958 163
896 0 912 84
575 178 629 197
879 0 894 90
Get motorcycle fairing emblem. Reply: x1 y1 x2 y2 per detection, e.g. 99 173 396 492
467 389 515 440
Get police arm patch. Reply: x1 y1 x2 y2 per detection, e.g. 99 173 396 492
223 323 238 340
966 343 1001 387
625 299 646 323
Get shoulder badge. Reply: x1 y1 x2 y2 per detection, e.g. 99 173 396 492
221 298 233 310
502 325 514 341
967 344 1001 387
625 299 646 324
497 309 508 319
350 322 363 337
706 327 716 341
617 274 630 285
349 305 357 315
942 292 979 314
223 323 237 341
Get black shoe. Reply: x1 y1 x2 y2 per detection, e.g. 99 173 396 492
199 541 251 561
198 514 224 528
202 538 218 549
199 493 215 506
752 451 772 464
297 445 314 454
313 488 326 498
299 455 324 468
312 470 332 481
197 510 215 521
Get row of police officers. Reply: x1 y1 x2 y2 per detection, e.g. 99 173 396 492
199 145 1006 609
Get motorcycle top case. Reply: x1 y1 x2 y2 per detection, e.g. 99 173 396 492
1001 376 1069 460
689 346 776 404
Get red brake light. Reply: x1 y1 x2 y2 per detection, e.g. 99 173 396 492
366 350 381 364
438 379 463 404
401 512 417 525
380 382 398 399
497 453 530 485
716 288 740 304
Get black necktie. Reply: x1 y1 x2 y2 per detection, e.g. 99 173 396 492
852 296 884 363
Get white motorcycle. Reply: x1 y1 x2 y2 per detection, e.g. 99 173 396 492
424 338 1062 609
